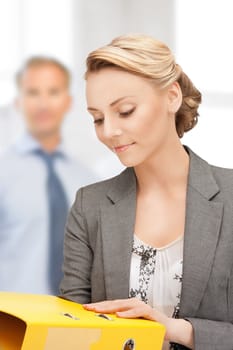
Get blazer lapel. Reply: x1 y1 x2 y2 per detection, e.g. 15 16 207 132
179 148 223 317
100 168 137 300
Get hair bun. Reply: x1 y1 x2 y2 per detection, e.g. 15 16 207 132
176 71 202 138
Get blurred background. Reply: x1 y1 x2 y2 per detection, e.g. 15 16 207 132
1 0 233 173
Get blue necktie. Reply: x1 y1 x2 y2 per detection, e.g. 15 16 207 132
34 149 68 294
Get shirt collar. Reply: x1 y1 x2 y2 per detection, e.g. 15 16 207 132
14 131 69 159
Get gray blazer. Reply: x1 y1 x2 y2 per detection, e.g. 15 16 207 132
60 147 233 350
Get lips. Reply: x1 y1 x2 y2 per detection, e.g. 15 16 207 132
113 142 135 153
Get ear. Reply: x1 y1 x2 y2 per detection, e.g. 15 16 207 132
167 82 182 114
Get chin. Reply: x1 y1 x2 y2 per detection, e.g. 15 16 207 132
117 156 144 168
32 129 57 138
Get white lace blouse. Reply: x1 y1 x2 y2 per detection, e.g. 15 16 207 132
129 234 184 350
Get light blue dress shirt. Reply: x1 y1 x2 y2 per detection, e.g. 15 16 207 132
0 132 96 294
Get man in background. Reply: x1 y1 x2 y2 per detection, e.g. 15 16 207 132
0 57 95 295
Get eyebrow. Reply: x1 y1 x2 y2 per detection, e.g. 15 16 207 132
87 96 135 111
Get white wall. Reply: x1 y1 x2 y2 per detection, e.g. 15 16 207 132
176 0 233 167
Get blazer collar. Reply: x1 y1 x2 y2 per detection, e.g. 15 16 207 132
106 167 137 204
184 145 220 200
106 146 220 203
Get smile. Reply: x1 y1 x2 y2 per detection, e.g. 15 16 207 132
113 143 135 153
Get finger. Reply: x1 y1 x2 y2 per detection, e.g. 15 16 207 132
117 305 157 321
83 300 119 313
116 308 143 319
83 299 137 313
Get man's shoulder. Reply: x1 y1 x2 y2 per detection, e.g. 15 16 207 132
0 145 20 166
61 155 100 187
81 171 124 195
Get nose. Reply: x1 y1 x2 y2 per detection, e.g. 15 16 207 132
102 116 122 139
37 94 50 109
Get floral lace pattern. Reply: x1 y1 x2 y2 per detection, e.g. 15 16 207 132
129 237 183 350
129 242 157 303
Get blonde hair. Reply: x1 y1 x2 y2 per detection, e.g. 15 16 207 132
85 34 201 137
16 56 71 88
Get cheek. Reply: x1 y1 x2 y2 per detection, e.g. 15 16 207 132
135 104 166 134
50 97 63 108
95 127 105 142
20 98 35 111
134 103 169 144
94 127 113 150
49 98 69 116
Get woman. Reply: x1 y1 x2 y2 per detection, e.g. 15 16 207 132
60 35 233 349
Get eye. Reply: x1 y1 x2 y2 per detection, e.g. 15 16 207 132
94 118 104 125
119 108 135 117
26 89 38 96
50 88 60 96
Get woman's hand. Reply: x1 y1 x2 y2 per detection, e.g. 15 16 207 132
83 298 194 348
83 298 169 331
84 297 162 319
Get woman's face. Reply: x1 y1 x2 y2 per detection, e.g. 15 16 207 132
86 68 180 167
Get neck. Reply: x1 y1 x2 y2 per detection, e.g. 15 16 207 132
134 138 189 194
30 130 61 153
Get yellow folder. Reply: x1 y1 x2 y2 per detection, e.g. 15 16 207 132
0 292 165 350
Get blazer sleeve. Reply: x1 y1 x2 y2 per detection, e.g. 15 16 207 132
184 253 233 349
183 261 233 350
59 187 92 304
185 318 233 350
